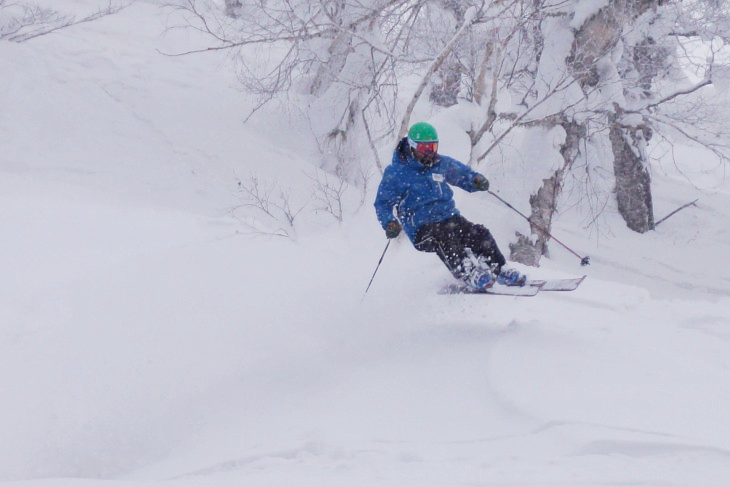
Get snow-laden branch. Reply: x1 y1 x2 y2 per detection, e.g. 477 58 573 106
476 74 580 162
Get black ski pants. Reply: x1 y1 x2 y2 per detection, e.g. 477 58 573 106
414 215 506 281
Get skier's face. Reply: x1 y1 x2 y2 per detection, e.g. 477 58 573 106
413 141 438 167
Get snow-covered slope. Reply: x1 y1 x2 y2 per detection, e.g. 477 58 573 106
2 2 730 486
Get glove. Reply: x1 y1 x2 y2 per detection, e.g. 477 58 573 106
473 174 489 191
385 220 402 239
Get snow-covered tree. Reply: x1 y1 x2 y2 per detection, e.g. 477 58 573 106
445 0 730 263
166 0 491 180
171 0 730 265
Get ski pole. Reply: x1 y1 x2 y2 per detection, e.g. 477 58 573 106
488 190 590 266
364 240 391 294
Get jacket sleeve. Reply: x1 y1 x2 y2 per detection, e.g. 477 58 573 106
374 166 403 229
442 157 484 192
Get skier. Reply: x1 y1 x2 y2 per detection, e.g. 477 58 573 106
374 121 526 290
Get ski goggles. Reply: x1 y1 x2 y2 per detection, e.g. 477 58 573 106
409 140 439 154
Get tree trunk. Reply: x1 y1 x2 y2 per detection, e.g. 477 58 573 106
309 30 352 97
609 118 655 232
430 0 467 107
430 60 461 107
509 172 561 266
510 119 584 265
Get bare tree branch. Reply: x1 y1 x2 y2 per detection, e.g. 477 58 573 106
2 0 133 43
643 79 712 111
654 199 699 228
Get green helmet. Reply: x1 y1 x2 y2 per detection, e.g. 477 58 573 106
406 122 439 166
408 122 438 143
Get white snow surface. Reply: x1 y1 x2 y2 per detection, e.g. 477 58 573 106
2 2 730 486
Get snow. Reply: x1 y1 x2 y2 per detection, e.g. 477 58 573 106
2 1 730 486
570 0 610 30
711 64 730 94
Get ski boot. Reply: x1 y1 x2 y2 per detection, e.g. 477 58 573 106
461 248 496 290
496 267 527 287
466 268 495 290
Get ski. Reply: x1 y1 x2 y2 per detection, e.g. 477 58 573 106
439 276 586 296
439 282 543 296
526 275 586 291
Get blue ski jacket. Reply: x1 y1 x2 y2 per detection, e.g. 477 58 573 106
374 138 485 243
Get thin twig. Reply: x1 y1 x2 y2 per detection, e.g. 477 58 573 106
644 80 712 111
653 199 699 228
